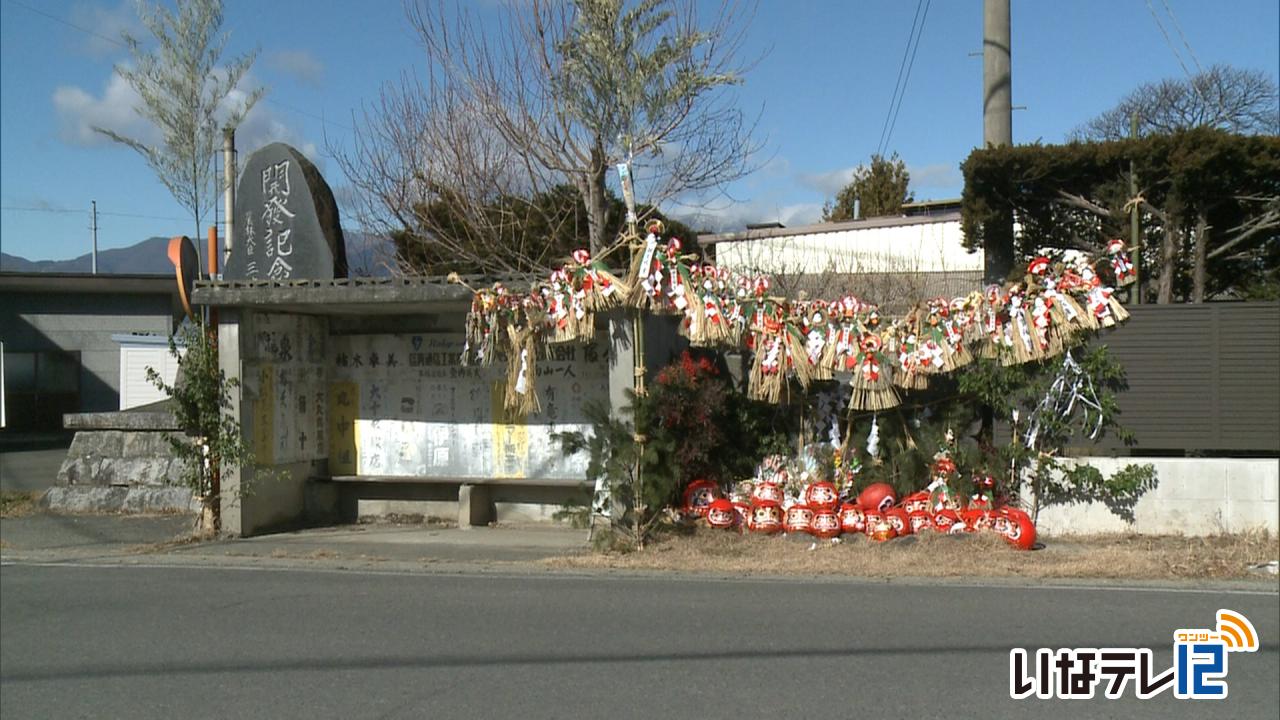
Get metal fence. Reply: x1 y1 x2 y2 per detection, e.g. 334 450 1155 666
1087 301 1279 454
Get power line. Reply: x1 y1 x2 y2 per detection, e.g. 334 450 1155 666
1159 0 1205 75
4 0 124 50
0 205 83 215
882 0 931 157
1 205 188 222
1144 0 1196 82
876 0 931 158
876 0 925 158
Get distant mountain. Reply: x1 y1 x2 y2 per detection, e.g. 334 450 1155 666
2 232 399 278
1 236 173 274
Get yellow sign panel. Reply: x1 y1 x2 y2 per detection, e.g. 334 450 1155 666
490 380 528 478
252 364 274 465
327 380 358 475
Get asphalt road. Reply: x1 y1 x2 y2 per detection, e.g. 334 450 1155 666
0 445 68 493
1 564 1276 719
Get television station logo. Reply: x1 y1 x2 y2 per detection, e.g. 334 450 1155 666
1010 609 1260 700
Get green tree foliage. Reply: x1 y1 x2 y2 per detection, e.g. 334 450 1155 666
961 129 1280 302
1072 65 1279 141
147 320 252 531
843 341 1155 523
555 351 791 548
96 0 263 240
822 153 914 221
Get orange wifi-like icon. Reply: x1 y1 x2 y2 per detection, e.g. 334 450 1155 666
1216 610 1259 652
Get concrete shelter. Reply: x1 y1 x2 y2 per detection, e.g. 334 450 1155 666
193 276 680 536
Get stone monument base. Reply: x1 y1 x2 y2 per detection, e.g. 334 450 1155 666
49 402 198 515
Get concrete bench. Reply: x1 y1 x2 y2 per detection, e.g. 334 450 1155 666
316 475 582 528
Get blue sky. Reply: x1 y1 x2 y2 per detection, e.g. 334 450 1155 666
1 0 1276 263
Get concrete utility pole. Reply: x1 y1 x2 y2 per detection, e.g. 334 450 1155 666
982 0 1013 284
91 200 99 275
982 0 1012 149
222 127 237 272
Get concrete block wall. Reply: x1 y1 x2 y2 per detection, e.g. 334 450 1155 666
2 293 173 413
1036 457 1279 536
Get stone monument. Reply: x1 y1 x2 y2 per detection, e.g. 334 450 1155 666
223 142 348 281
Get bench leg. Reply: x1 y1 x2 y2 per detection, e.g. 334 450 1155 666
458 483 491 528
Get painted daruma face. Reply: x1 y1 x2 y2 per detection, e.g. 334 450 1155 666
683 480 720 517
908 511 933 533
903 491 931 514
752 483 785 505
804 482 840 510
784 505 815 534
839 504 866 533
884 507 910 535
810 510 842 539
932 509 960 532
706 499 737 529
998 508 1037 550
751 502 783 534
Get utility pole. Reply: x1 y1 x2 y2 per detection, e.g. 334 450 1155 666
91 200 99 275
979 0 1012 449
222 127 236 271
982 0 1013 285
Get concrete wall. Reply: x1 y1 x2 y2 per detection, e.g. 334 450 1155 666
714 218 977 275
1037 457 1279 536
220 310 331 536
0 292 173 417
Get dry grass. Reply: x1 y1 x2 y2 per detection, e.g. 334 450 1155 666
546 528 1280 582
0 491 42 518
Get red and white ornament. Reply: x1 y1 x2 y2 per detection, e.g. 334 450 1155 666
804 481 840 511
839 503 867 534
682 479 720 518
749 501 783 534
706 498 737 529
810 509 842 539
784 504 815 535
857 483 897 513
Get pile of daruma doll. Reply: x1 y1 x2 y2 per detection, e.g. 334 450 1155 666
681 478 1037 550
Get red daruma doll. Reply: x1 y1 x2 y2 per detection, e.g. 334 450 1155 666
839 504 866 534
784 504 815 535
683 479 720 518
993 507 1037 550
884 507 911 536
804 481 840 511
750 501 784 534
706 498 737 530
810 508 842 539
857 482 897 513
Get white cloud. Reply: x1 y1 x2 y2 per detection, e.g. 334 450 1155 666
267 50 325 87
675 199 824 234
796 165 857 197
907 163 962 191
53 73 157 146
68 0 142 59
53 70 317 164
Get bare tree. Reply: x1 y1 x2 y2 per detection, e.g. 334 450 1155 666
334 0 760 275
96 0 263 241
1072 65 1278 141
